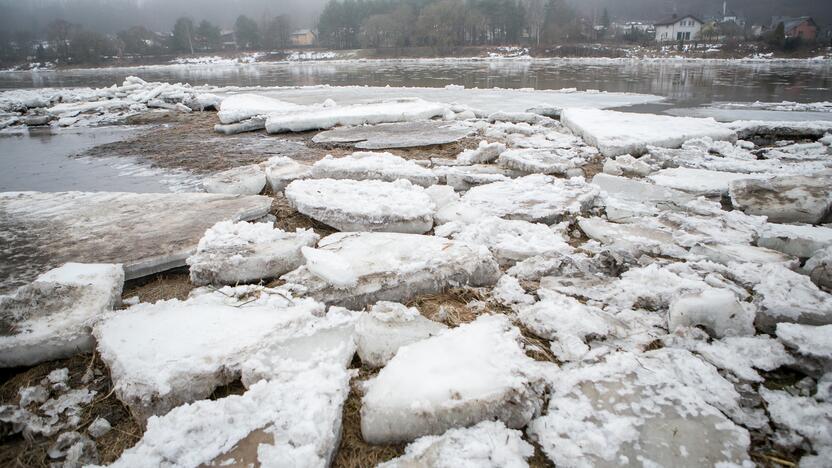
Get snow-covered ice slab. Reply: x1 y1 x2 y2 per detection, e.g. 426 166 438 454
281 232 500 309
310 152 438 187
497 148 580 175
578 217 686 258
528 349 752 467
355 302 447 368
456 141 506 164
758 223 832 258
447 175 599 224
726 120 832 139
0 191 272 294
729 175 832 224
667 335 794 383
433 165 513 192
0 263 123 367
754 263 832 331
435 216 571 266
760 388 832 458
311 121 473 149
689 242 795 266
93 286 334 421
378 421 533 468
216 93 301 124
361 315 547 444
668 289 756 338
109 363 350 468
253 86 664 117
647 167 759 197
285 178 435 234
776 323 832 368
265 98 447 133
262 156 312 193
186 221 319 286
806 246 832 293
202 165 266 195
561 108 736 157
518 291 621 362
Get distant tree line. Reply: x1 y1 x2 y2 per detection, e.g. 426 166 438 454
317 0 583 50
0 13 293 66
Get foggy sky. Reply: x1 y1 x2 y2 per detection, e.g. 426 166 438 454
0 0 829 37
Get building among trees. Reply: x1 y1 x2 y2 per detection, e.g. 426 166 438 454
772 16 819 41
290 29 317 47
654 14 703 42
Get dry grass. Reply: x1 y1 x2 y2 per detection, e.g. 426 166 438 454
408 287 489 327
333 365 404 468
120 268 194 304
271 195 338 238
0 353 141 467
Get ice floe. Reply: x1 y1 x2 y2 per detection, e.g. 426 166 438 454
355 302 447 368
310 152 438 187
0 263 123 367
0 191 271 293
202 164 267 195
378 421 533 468
361 314 547 443
561 108 736 157
285 178 436 233
281 232 500 309
312 121 473 149
186 221 319 286
729 174 832 224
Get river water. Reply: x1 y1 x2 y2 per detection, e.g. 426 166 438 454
1 59 831 106
1 59 830 193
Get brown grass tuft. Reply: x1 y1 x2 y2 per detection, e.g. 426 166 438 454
120 268 194 304
409 288 489 327
332 366 404 468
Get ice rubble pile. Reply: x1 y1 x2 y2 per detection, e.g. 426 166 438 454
6 84 832 467
0 76 223 129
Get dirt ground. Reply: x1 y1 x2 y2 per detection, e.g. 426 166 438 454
80 111 484 176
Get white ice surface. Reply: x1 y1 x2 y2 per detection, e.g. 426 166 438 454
310 152 438 187
186 221 319 286
361 314 547 444
285 178 435 234
378 421 533 468
355 301 447 368
265 98 447 133
202 165 266 195
561 108 736 157
0 263 124 367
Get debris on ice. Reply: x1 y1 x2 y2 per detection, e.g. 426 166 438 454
729 174 832 224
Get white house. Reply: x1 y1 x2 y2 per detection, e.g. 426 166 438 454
654 14 704 42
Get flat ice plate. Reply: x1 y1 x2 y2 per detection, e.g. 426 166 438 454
312 121 473 149
0 191 271 293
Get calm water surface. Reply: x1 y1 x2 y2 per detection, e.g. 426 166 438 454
1 60 830 106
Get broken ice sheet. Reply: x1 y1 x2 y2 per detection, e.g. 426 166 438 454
93 286 332 421
311 120 473 149
280 232 500 309
561 108 736 157
108 363 350 468
0 263 124 367
285 178 436 234
309 151 438 187
355 301 447 368
528 349 753 468
360 314 548 444
202 164 266 195
186 221 319 286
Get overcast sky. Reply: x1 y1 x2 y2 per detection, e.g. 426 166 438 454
0 0 828 35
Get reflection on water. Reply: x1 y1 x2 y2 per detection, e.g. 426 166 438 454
0 127 196 193
1 60 830 105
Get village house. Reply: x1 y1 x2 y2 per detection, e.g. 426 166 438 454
290 29 317 47
654 14 703 42
772 16 819 41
